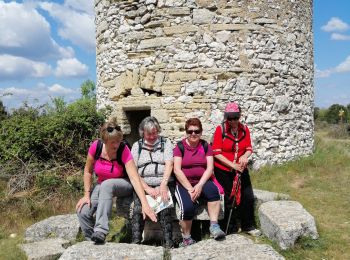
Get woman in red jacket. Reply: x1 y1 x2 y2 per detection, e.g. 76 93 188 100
212 102 260 236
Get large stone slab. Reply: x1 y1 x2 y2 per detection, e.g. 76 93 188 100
25 214 80 242
258 201 319 249
253 189 290 208
171 234 284 259
59 241 164 260
20 238 70 260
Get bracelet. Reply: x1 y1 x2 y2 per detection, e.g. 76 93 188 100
162 178 169 183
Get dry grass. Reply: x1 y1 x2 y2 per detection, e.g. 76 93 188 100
251 132 350 259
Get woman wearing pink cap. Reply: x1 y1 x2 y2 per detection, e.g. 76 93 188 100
212 102 261 236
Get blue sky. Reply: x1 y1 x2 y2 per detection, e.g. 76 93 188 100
0 0 349 110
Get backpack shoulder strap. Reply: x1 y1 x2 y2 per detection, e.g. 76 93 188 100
177 141 185 157
94 139 103 160
200 139 208 154
160 136 165 152
138 138 144 156
116 141 126 166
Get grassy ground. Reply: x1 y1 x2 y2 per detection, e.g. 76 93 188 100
0 130 349 259
251 131 350 259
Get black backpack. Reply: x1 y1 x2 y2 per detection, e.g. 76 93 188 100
94 139 131 175
177 139 209 157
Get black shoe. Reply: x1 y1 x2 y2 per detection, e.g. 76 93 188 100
164 240 174 249
91 231 106 244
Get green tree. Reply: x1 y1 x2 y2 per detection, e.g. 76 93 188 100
325 104 348 124
0 100 7 121
314 107 320 120
81 80 96 100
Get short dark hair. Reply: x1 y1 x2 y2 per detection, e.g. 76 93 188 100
185 118 203 132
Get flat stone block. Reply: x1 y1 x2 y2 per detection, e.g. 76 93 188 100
171 234 284 259
59 241 164 260
25 214 80 242
258 201 319 249
253 189 290 208
20 238 69 260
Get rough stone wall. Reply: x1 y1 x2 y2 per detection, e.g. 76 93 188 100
95 0 314 168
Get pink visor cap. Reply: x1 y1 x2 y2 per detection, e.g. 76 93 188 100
224 102 241 118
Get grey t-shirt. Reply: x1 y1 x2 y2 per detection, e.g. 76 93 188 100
131 137 174 186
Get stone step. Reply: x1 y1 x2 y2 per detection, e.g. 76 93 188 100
20 238 70 260
25 214 80 242
258 200 319 249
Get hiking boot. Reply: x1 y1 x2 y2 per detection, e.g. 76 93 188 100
179 237 196 247
91 231 106 244
164 240 174 249
244 228 261 237
209 224 226 240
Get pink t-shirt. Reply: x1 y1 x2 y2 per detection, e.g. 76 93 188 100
173 139 213 185
88 140 133 184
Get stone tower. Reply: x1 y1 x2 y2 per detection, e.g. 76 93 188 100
94 0 314 168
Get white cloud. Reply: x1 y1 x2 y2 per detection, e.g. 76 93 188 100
0 83 79 109
321 17 349 32
65 0 94 15
55 58 89 78
0 54 52 80
331 33 350 41
39 1 95 51
48 84 74 94
0 1 74 60
334 55 350 73
315 69 332 78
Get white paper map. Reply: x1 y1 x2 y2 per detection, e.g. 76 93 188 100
146 190 174 214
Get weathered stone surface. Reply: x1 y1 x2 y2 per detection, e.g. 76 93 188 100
25 214 80 242
253 189 290 208
193 9 215 24
138 37 174 49
59 242 164 260
20 238 69 260
171 234 284 259
259 201 319 249
163 25 198 35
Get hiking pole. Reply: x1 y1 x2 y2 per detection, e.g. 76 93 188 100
225 172 241 234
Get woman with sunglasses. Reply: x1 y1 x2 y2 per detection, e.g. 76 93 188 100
212 102 260 236
76 120 157 243
173 118 225 247
130 116 175 248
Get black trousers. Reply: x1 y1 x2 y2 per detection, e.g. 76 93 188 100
214 167 256 232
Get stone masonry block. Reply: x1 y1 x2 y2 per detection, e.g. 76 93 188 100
258 201 319 249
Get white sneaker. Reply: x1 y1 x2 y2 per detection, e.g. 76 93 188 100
245 229 261 237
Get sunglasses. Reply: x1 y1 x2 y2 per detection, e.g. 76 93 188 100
227 117 240 121
106 126 121 133
186 129 201 135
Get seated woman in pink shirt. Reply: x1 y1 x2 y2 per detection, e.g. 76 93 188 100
76 120 157 243
173 118 225 247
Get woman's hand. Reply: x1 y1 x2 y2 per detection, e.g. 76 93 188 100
232 162 244 173
142 204 157 222
239 155 249 168
145 187 159 199
192 183 203 201
76 196 90 212
159 183 169 202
